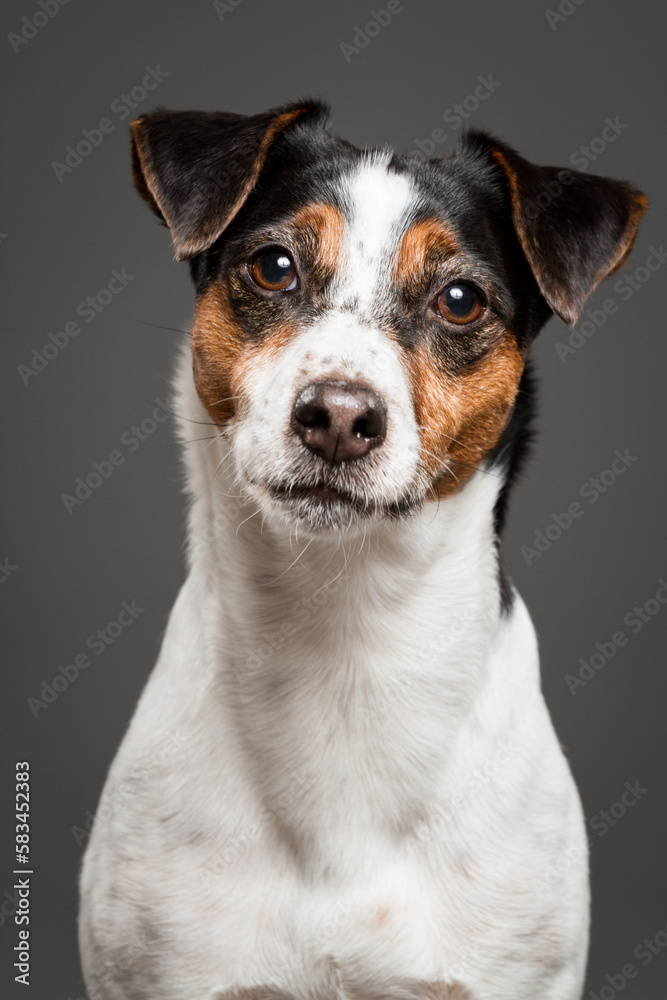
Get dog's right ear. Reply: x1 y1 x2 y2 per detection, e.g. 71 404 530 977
457 130 647 325
130 100 330 261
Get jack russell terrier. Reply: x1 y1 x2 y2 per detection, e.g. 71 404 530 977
78 99 646 1000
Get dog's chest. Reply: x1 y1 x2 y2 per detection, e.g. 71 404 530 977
222 580 492 854
116 719 555 996
148 768 499 989
80 563 586 998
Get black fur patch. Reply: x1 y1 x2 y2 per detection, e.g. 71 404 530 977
488 361 539 614
131 99 331 260
458 129 647 324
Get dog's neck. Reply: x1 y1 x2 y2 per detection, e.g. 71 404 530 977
176 343 506 641
175 349 510 865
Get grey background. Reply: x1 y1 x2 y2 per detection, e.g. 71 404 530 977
1 0 665 997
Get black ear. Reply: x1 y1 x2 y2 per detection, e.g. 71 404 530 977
458 130 647 325
130 99 331 260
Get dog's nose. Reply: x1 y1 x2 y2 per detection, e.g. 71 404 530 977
292 381 387 464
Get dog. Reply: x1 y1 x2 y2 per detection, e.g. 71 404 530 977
78 99 646 1000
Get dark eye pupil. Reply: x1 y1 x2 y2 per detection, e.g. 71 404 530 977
446 284 476 316
260 252 292 284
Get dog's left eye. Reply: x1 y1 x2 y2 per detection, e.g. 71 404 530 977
436 282 484 325
251 248 298 291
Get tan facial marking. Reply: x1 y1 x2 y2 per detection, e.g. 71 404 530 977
406 333 524 498
289 202 344 278
190 202 344 425
393 218 460 287
190 285 294 427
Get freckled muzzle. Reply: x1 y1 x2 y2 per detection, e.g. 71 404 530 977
233 315 426 532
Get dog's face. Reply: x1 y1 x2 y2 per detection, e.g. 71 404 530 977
132 101 645 535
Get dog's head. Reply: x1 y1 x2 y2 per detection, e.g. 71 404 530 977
131 100 646 535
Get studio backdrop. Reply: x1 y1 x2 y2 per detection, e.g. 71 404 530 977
1 1 665 998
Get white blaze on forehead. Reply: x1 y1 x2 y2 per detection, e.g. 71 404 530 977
230 159 424 515
335 156 417 311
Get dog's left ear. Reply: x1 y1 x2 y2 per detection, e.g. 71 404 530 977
459 130 647 325
131 99 330 260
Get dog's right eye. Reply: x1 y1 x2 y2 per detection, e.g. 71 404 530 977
436 282 485 325
250 248 298 291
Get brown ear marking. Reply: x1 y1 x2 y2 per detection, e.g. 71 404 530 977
476 136 647 325
130 123 161 219
130 100 330 260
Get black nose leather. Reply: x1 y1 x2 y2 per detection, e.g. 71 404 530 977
292 381 387 464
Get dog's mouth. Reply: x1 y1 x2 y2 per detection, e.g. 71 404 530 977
262 477 423 533
269 481 369 512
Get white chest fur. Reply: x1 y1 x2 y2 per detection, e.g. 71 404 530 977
78 357 589 1000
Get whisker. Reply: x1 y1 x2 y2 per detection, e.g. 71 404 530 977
421 448 460 484
208 394 242 408
214 449 234 474
415 425 473 454
161 435 218 447
162 404 225 429
206 433 228 455
214 485 246 499
446 457 501 479
260 538 314 587
236 508 261 537
139 319 190 335
422 447 501 481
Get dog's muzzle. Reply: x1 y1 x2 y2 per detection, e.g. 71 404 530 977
291 380 387 465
